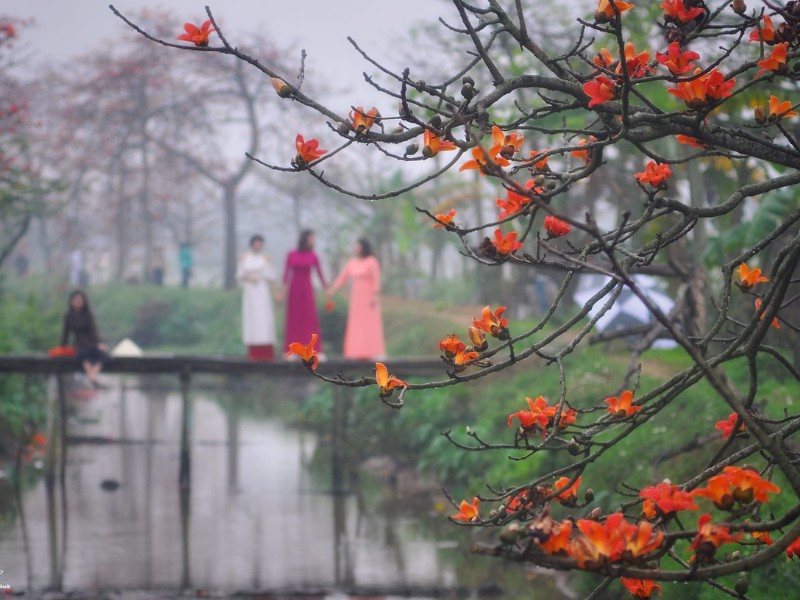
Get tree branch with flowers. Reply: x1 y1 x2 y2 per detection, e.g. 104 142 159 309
114 0 800 597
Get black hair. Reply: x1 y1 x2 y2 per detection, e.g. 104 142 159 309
298 229 315 251
249 234 265 248
357 238 373 257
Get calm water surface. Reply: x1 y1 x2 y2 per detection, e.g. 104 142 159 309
0 375 572 599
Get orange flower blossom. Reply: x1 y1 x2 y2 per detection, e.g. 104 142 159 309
544 215 570 237
439 334 466 358
755 297 780 329
553 476 582 504
374 362 407 398
675 134 708 147
177 20 216 46
583 75 617 107
491 229 523 255
422 129 457 157
749 14 776 43
786 536 800 559
460 146 507 175
605 390 641 418
285 333 320 370
634 161 672 188
571 513 663 568
656 41 700 75
747 520 775 545
452 497 480 522
572 136 597 162
595 0 635 23
467 325 488 351
472 305 509 339
621 578 662 599
489 125 524 159
715 412 745 439
620 42 653 78
757 42 789 77
497 180 541 219
294 134 327 166
689 513 743 563
452 349 480 372
640 482 698 519
661 0 705 24
433 208 457 229
738 262 768 289
508 396 551 434
692 466 780 509
349 106 379 134
768 95 798 120
667 68 735 109
536 518 574 555
527 150 549 171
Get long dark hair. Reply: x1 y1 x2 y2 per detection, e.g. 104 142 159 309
357 238 373 257
67 290 90 314
298 229 314 251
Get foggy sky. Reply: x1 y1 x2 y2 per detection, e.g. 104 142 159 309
4 0 450 100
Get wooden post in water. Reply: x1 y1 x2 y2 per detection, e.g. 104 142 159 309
331 386 348 495
178 369 192 589
226 394 240 492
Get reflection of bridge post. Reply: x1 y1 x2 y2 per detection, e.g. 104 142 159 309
331 386 349 495
44 375 61 590
178 370 192 589
226 394 240 492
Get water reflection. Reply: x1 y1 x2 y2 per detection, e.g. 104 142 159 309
0 375 571 599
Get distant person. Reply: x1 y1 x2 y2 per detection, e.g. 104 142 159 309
179 242 193 288
152 247 165 285
327 238 385 360
283 229 327 357
237 234 278 360
14 251 29 277
60 290 109 387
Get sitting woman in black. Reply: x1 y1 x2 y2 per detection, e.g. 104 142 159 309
61 290 109 386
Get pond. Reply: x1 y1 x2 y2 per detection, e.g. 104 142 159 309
0 375 573 599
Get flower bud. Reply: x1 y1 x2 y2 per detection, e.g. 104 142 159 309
754 105 767 124
731 0 746 14
405 143 419 156
462 75 475 87
429 115 443 129
338 122 352 136
499 522 521 544
586 507 603 520
461 83 477 100
422 145 436 158
271 77 292 98
734 577 749 595
584 488 595 503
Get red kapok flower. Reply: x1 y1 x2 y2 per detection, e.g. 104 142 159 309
755 297 780 329
749 14 776 44
497 180 541 219
473 305 509 338
787 536 800 559
375 362 407 398
583 75 618 107
605 390 641 418
433 208 457 229
667 68 734 108
595 0 635 23
439 334 465 358
621 578 662 599
620 42 654 78
544 215 570 237
491 229 523 255
757 42 789 77
452 349 480 372
634 161 672 188
640 482 698 519
661 0 705 24
689 513 743 563
676 134 708 147
177 20 216 47
350 106 380 134
467 326 488 351
553 476 582 504
508 396 551 434
536 518 574 555
571 136 597 163
655 41 700 75
460 145 507 175
738 262 768 289
422 129 457 157
768 95 798 120
715 412 745 439
294 134 327 166
723 466 781 504
452 497 480 522
285 333 320 370
489 125 524 159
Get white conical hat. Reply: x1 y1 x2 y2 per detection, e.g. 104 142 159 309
111 338 143 357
